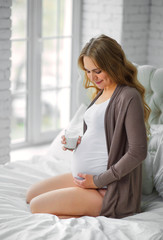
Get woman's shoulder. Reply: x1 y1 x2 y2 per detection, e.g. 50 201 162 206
114 85 142 110
118 85 141 102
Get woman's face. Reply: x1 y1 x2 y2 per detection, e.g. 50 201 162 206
83 56 114 90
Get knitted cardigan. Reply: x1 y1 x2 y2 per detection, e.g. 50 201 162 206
83 84 147 218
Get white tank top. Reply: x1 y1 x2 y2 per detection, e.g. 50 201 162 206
71 98 110 180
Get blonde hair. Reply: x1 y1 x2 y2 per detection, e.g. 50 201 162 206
78 34 151 138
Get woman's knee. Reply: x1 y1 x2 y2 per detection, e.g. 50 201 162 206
26 180 45 203
29 193 50 214
29 197 40 213
26 185 37 204
26 189 32 204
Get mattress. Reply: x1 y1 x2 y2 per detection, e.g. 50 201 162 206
0 156 163 240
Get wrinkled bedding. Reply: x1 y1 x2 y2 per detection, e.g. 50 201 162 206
0 156 163 240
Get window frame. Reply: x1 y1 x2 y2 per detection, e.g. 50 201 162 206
11 0 82 149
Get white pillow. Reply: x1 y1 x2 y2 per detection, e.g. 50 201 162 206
151 125 163 198
47 129 73 162
142 124 163 195
142 152 154 195
148 124 163 197
153 141 163 198
46 104 87 162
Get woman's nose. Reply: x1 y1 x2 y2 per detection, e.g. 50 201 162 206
90 72 97 81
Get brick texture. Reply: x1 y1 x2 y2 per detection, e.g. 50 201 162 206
81 0 123 46
0 0 11 164
121 0 150 65
148 0 163 67
80 0 163 67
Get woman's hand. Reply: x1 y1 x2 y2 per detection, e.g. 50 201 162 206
61 135 82 151
73 173 98 189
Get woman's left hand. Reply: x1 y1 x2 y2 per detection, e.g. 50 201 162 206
73 173 98 189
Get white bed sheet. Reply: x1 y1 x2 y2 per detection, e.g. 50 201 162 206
0 156 163 240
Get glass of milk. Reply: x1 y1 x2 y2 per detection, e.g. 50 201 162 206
64 129 79 150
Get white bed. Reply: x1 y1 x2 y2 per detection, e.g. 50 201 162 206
0 65 163 240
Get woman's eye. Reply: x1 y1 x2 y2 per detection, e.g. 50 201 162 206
85 70 101 74
95 70 101 74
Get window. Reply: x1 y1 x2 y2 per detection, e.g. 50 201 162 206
11 0 81 148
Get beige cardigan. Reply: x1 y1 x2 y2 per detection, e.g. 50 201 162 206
84 85 147 218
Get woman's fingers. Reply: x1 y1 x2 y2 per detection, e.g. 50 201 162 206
61 135 66 144
62 146 73 152
61 135 67 151
62 146 67 151
77 136 82 145
73 174 98 189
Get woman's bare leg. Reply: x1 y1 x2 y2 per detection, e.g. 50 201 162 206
58 215 83 219
26 173 76 203
30 187 103 218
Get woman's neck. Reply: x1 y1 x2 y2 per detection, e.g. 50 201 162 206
103 83 117 98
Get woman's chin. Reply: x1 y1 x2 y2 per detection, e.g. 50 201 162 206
95 84 104 89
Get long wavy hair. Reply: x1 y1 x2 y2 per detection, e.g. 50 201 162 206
78 34 151 138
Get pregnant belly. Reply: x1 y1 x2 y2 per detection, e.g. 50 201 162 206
71 143 108 179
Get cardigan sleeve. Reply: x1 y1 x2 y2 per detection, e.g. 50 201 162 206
93 92 147 188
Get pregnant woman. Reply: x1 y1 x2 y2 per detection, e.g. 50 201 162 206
26 35 150 219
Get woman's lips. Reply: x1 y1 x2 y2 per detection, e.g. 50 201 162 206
95 80 103 85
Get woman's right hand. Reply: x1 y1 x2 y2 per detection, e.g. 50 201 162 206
61 135 82 151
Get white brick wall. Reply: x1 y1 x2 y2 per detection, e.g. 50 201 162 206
80 0 163 67
148 0 163 68
81 0 123 46
0 0 11 164
121 0 150 65
80 0 151 65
